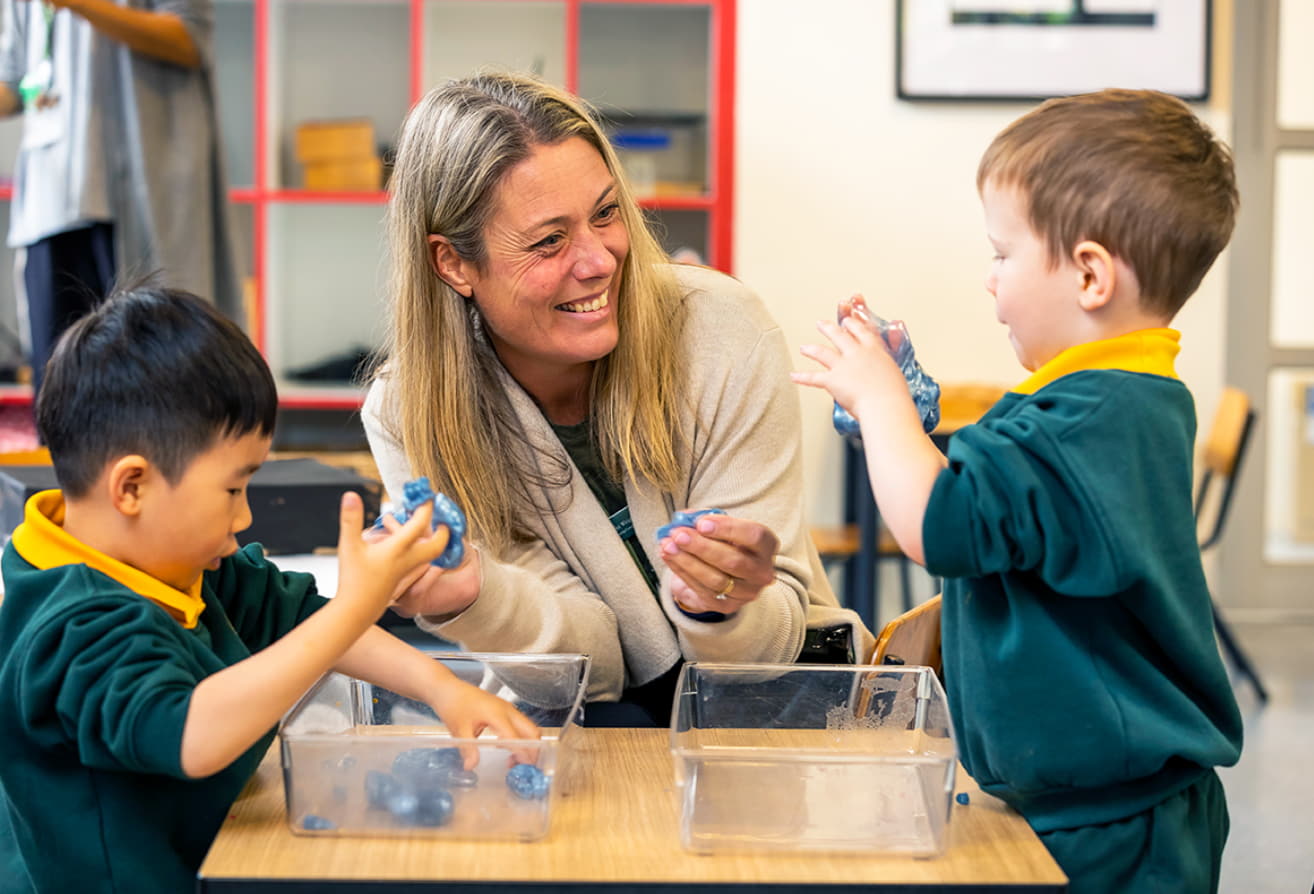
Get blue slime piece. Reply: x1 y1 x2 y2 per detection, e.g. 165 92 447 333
371 477 468 568
392 747 477 790
832 308 940 444
656 508 727 543
505 763 550 800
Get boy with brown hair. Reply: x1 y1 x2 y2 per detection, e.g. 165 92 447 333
795 89 1244 893
0 286 539 894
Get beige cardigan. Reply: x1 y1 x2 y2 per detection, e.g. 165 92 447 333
362 265 873 701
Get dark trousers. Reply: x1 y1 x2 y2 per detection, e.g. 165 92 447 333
1040 771 1229 894
24 222 115 397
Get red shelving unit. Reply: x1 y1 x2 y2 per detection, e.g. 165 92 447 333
239 0 736 413
0 2 736 416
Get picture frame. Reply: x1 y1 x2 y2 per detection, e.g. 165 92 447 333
896 0 1212 102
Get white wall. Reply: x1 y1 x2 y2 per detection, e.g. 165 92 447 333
735 0 1233 529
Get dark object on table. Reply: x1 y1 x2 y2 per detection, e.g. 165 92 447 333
0 458 381 554
285 345 377 384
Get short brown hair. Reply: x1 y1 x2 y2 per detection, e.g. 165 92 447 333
977 88 1238 317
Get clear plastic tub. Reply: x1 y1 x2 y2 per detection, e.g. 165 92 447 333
669 663 957 856
279 652 589 840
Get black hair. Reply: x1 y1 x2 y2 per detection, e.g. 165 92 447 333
36 285 278 498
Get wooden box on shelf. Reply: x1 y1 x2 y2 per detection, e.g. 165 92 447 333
302 157 383 191
294 118 375 164
295 118 381 191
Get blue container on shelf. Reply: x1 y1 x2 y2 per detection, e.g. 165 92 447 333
612 129 672 198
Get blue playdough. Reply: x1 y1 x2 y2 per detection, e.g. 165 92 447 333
956 792 971 806
372 477 468 568
366 763 458 828
365 769 402 809
505 764 550 800
387 786 454 827
392 746 462 777
831 307 940 443
656 508 727 543
392 746 477 790
301 814 337 831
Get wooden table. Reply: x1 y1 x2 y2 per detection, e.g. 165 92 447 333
199 728 1066 892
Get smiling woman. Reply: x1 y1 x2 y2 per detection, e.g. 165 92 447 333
363 72 873 725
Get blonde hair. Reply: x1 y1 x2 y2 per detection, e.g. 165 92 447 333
377 71 687 554
977 88 1238 317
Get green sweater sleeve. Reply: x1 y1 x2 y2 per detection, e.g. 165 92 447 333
13 570 212 778
206 542 328 650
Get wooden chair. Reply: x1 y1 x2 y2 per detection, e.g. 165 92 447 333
1195 387 1268 703
871 593 942 675
853 595 942 718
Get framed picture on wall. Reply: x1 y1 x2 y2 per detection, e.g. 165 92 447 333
896 0 1211 102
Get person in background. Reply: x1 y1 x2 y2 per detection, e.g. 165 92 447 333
795 88 1243 894
363 72 872 727
0 0 239 396
0 286 538 894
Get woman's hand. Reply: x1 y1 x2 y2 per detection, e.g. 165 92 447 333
390 550 482 619
658 513 779 614
363 519 482 620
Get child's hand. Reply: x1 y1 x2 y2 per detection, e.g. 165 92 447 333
793 303 913 424
334 492 451 616
429 680 543 769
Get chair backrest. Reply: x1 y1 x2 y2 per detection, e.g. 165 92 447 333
934 382 1008 436
853 595 942 718
1196 387 1257 552
870 594 942 674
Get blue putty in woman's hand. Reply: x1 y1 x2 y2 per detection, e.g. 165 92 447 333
656 508 727 543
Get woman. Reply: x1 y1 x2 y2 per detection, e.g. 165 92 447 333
364 72 872 724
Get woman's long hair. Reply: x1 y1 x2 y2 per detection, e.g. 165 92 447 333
377 71 687 553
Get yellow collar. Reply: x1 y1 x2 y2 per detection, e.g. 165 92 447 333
1013 328 1181 395
10 490 205 629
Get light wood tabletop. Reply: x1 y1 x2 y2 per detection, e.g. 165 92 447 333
199 727 1066 892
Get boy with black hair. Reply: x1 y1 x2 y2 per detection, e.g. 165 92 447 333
0 286 539 894
795 89 1244 893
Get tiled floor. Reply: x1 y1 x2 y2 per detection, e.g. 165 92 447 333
1217 620 1314 894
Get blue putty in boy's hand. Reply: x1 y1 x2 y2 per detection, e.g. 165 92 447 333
371 476 468 568
832 296 941 444
656 508 727 543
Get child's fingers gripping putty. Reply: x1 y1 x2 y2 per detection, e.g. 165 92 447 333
831 295 941 442
372 477 469 568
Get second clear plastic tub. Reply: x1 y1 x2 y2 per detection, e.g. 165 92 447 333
669 663 957 856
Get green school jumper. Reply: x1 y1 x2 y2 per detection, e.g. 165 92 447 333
0 490 327 894
923 330 1243 894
